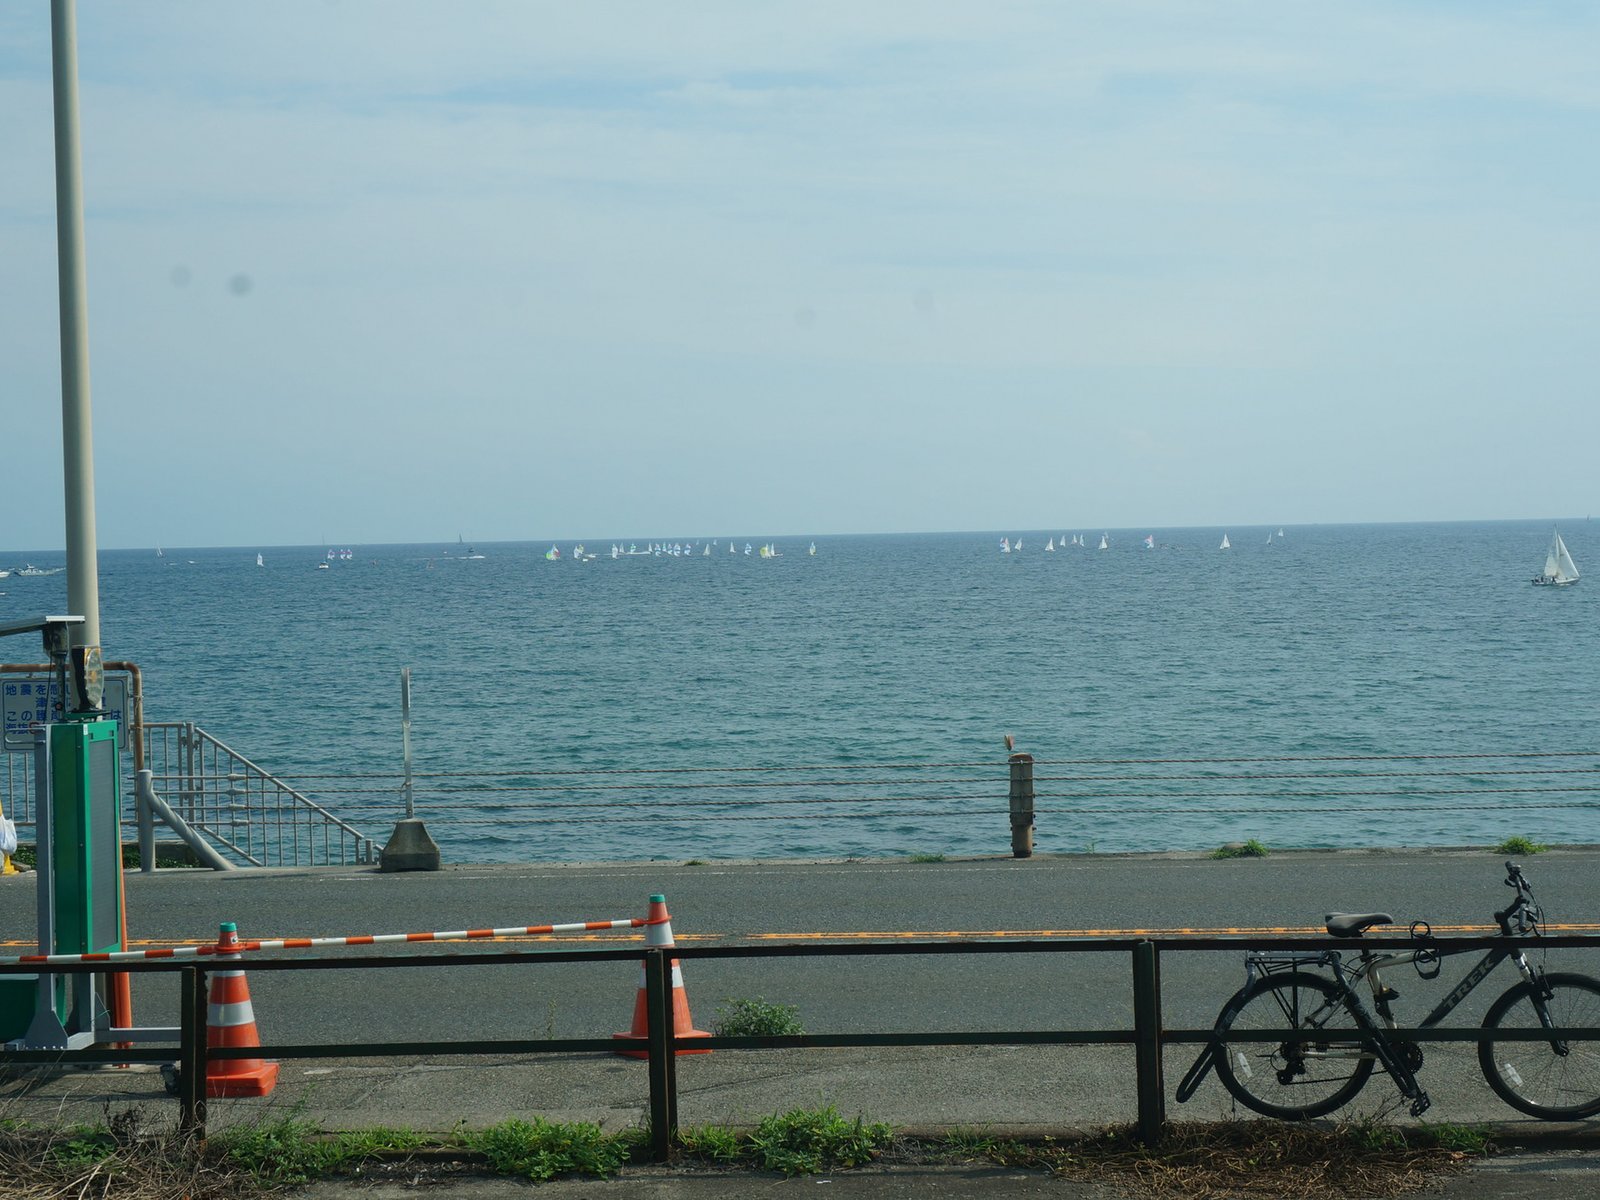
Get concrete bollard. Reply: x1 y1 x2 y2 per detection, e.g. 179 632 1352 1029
380 818 441 872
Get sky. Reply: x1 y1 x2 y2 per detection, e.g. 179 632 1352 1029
2 2 1598 550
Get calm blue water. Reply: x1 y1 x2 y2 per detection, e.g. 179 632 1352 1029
3 522 1597 861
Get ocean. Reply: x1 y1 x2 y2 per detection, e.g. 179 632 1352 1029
2 521 1597 862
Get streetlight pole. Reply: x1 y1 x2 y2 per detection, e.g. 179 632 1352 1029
50 0 103 707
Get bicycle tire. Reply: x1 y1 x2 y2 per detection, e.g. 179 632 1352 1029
1479 972 1600 1120
1212 972 1376 1120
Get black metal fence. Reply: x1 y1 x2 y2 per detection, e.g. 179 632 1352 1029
4 932 1599 1160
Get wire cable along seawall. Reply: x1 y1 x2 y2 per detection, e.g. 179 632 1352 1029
212 750 1600 855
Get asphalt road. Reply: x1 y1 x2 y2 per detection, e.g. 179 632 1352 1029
3 847 1599 1135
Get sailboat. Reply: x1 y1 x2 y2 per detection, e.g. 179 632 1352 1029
1220 534 1230 551
1046 538 1055 551
808 542 816 556
1143 534 1155 550
1098 534 1108 551
256 553 264 567
1532 530 1579 586
1000 537 1010 554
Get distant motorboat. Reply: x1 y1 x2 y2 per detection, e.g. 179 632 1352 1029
16 564 63 577
1532 529 1579 586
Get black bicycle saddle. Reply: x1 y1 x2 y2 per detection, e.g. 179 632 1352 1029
1324 912 1394 938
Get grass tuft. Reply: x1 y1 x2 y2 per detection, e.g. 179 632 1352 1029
212 1115 426 1184
909 852 946 863
1211 838 1270 859
463 1117 637 1181
1494 835 1546 855
713 997 804 1038
747 1105 892 1174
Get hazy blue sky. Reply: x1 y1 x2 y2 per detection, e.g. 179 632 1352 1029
3 2 1598 549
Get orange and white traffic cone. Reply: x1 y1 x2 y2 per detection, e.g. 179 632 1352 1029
614 894 710 1059
205 922 279 1097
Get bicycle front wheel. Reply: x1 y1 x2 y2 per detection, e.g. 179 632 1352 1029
1213 972 1375 1120
1480 972 1600 1120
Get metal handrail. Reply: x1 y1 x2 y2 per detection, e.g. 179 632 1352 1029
143 722 376 867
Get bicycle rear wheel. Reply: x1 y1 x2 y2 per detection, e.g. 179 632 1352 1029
1213 972 1375 1119
1480 972 1600 1120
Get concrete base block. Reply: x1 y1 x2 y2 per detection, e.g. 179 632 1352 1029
380 818 442 872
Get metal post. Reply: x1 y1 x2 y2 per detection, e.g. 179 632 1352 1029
400 668 414 818
1131 941 1166 1147
1008 753 1035 858
644 949 677 1162
136 774 154 872
50 0 103 700
178 965 208 1139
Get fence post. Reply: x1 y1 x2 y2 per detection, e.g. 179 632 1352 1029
177 965 209 1140
1008 753 1034 858
644 948 678 1162
1131 941 1165 1147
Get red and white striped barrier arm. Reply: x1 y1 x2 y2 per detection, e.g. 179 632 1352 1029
0 915 656 967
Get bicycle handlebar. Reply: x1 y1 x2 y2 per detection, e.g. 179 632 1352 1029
1495 860 1539 934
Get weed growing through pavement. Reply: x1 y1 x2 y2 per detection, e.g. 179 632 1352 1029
462 1117 638 1181
1494 835 1547 855
214 1114 426 1185
712 997 804 1038
745 1105 892 1174
908 852 946 863
1211 839 1270 859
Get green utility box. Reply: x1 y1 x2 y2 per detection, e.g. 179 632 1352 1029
0 976 66 1042
49 720 123 956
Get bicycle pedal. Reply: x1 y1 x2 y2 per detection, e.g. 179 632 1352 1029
1409 1093 1432 1118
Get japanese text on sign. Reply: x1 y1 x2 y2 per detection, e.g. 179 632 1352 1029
2 675 129 751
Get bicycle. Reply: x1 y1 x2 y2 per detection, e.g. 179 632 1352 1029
1175 861 1600 1120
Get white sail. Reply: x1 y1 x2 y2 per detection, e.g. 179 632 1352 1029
1535 530 1580 585
1557 535 1579 581
1098 534 1108 551
1046 538 1055 551
256 553 264 567
1220 534 1230 550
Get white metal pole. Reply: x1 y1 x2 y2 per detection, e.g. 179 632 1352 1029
401 668 414 819
51 0 103 700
